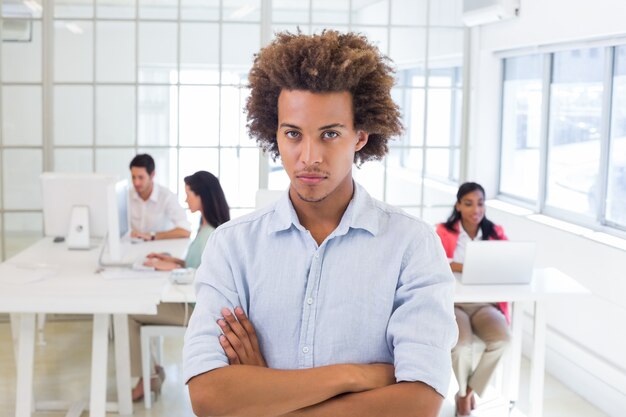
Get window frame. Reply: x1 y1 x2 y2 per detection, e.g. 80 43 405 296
498 43 626 237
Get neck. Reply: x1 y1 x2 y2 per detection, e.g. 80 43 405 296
139 183 154 201
201 217 208 227
461 220 479 239
290 178 354 245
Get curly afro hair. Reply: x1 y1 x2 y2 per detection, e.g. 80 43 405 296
246 30 403 165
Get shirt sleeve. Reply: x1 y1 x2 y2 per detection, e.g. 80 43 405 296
164 189 191 231
183 229 240 383
386 226 458 396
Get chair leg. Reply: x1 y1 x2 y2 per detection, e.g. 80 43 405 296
140 329 152 409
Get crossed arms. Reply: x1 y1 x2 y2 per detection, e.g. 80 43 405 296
188 308 443 417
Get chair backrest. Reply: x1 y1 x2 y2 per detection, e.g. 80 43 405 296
255 189 284 209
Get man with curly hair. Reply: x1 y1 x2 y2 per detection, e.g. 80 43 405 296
183 31 457 417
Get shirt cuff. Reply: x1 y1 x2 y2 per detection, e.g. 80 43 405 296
183 358 228 384
393 342 452 397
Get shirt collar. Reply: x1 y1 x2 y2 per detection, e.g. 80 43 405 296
267 182 379 237
459 221 482 240
148 183 160 202
130 182 159 203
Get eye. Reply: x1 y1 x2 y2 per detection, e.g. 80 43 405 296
322 131 339 139
285 130 301 139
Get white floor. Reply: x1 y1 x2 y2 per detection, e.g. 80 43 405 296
0 318 609 417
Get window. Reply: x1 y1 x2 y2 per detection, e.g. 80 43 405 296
500 54 543 201
607 46 626 228
1 0 466 259
1 4 44 258
500 44 626 235
546 48 604 218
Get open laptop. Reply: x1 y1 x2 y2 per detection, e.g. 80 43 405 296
457 241 536 285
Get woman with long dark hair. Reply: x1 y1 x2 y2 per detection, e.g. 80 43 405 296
129 171 229 402
436 182 510 417
144 171 230 271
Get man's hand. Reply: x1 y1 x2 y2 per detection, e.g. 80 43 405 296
218 307 267 367
131 230 151 241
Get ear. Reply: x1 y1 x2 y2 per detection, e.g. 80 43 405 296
150 171 156 180
455 202 461 213
355 131 369 152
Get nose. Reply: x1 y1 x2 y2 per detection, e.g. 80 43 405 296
300 136 322 166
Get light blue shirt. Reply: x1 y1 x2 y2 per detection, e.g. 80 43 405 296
184 224 214 269
183 183 457 395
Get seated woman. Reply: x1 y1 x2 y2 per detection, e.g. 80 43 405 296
129 170 230 402
436 182 510 417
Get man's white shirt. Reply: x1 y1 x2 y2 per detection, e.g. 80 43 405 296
129 183 190 233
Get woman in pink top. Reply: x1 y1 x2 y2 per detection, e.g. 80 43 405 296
436 182 510 417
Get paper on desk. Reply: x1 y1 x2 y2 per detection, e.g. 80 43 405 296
100 269 169 280
0 263 59 284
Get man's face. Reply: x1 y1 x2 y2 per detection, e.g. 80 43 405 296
130 166 154 195
276 90 368 204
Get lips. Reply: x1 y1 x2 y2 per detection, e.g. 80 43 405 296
297 175 326 184
294 169 327 184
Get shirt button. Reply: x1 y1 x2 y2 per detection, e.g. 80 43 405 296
306 298 313 305
315 253 319 258
302 346 309 353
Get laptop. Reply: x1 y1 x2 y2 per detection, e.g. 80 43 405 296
457 241 536 285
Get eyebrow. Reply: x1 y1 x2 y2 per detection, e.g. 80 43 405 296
278 123 347 130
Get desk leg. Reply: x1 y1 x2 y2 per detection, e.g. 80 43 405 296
10 314 20 366
15 313 35 417
529 301 546 417
89 314 109 417
113 314 133 415
504 301 524 405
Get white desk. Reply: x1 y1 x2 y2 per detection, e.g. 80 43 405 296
0 237 187 417
454 268 589 417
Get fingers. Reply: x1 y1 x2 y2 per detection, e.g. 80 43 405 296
232 307 267 367
234 307 261 349
217 318 252 362
221 308 255 355
219 335 240 365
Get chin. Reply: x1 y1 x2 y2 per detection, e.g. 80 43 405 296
293 186 329 203
295 191 328 203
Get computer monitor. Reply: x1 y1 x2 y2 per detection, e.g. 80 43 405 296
41 173 129 261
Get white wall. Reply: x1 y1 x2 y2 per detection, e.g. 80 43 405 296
468 1 626 416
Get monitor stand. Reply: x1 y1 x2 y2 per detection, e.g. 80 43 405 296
67 205 90 250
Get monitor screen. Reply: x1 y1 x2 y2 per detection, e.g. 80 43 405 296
115 180 129 238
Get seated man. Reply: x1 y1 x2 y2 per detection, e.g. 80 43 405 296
128 153 190 241
183 31 458 417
